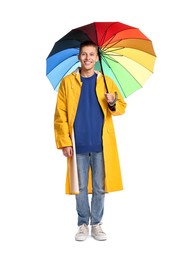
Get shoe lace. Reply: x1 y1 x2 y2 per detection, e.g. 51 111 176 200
79 224 87 233
93 224 104 233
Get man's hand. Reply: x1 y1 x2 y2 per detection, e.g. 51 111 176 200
104 93 115 104
62 146 73 157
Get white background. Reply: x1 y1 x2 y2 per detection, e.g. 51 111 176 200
1 0 188 259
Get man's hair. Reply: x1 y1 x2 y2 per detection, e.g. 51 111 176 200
79 40 98 53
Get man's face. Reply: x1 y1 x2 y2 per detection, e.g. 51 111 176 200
78 46 99 71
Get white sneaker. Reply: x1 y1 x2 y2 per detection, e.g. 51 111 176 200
91 223 107 241
75 224 89 241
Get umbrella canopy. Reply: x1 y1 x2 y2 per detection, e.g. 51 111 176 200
46 22 156 98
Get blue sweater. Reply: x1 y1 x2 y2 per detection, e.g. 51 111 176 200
74 73 104 154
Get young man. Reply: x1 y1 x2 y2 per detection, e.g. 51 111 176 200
54 40 127 241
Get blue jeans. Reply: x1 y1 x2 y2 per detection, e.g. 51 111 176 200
75 152 105 226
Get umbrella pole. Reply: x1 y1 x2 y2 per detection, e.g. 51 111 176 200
98 48 118 111
98 48 109 93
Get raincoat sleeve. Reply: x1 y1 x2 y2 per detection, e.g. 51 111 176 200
54 81 72 149
107 78 127 116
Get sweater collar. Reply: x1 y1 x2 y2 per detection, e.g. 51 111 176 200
73 67 101 77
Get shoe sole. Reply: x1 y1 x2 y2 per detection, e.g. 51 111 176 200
75 235 89 241
91 235 107 241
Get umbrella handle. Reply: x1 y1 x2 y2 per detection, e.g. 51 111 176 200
109 91 118 106
108 91 118 111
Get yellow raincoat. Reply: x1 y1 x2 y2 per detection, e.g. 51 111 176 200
54 68 127 194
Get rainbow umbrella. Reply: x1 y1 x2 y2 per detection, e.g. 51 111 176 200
46 22 156 98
